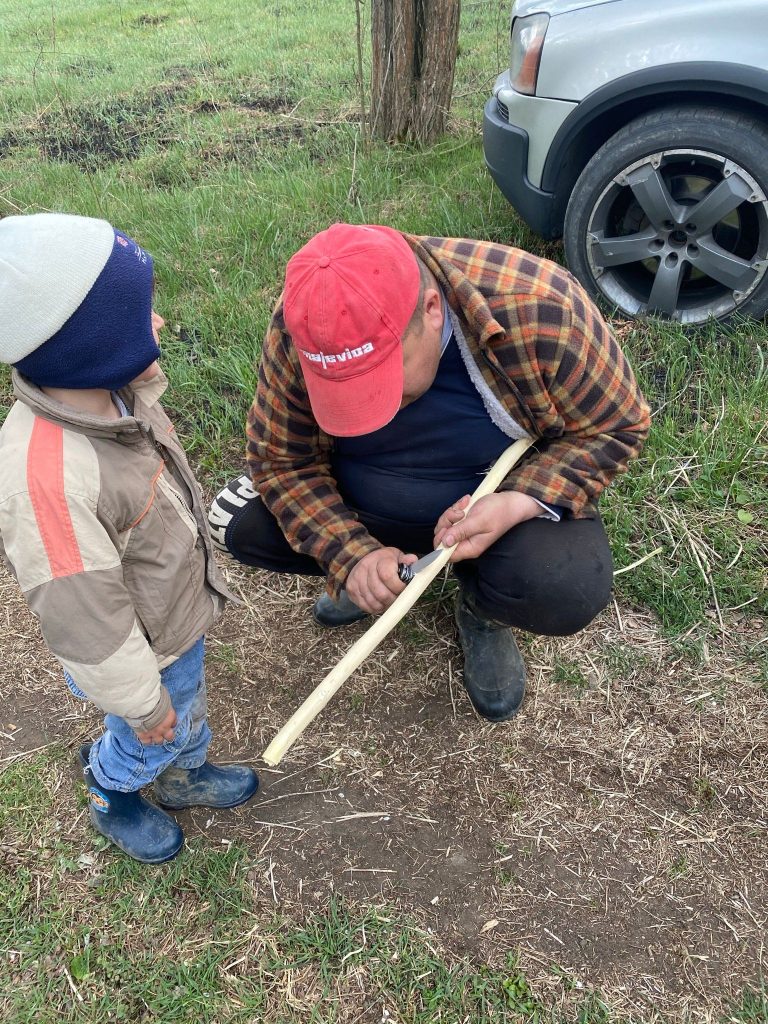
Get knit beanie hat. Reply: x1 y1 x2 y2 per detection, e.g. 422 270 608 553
0 212 160 390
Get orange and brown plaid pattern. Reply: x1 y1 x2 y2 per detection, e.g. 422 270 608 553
247 235 651 596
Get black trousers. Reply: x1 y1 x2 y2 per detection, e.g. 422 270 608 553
214 478 613 637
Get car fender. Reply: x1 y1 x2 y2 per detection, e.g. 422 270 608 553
540 62 768 232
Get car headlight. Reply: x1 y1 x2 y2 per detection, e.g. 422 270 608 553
509 13 549 96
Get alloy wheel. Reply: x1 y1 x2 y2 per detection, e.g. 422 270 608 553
585 149 768 323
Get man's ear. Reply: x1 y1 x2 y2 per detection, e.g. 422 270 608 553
422 287 443 331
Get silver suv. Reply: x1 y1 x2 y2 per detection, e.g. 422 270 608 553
483 0 768 324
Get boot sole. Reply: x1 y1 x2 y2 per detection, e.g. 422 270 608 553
472 702 523 723
311 609 369 628
103 836 184 864
154 788 258 811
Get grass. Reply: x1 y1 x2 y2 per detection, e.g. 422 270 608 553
0 750 637 1023
2 564 767 1021
0 0 766 1020
0 0 763 631
602 318 767 633
551 658 590 695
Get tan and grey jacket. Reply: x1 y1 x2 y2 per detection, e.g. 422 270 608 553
0 371 233 730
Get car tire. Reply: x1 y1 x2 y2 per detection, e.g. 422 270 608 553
563 106 768 324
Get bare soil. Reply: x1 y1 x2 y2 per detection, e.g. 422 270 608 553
0 76 350 172
1 556 766 1020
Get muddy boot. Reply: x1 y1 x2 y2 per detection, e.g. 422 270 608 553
153 762 259 810
312 590 369 627
79 745 184 864
454 593 526 721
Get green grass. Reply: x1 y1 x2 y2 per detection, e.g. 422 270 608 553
0 7 766 1013
0 749 58 833
3 753 765 1022
602 318 767 632
551 658 589 694
1 0 762 635
0 750 619 1022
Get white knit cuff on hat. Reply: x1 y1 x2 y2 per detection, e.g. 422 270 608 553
0 213 115 365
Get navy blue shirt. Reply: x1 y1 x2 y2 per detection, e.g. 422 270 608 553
331 335 513 525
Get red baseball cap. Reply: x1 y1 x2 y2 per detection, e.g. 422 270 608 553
282 223 421 436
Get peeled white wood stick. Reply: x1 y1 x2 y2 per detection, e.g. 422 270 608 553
262 437 534 766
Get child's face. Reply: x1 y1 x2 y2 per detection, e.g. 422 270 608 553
131 311 164 383
151 310 164 345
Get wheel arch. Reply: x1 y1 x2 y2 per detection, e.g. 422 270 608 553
542 63 768 238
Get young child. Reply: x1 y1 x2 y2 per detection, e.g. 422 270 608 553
0 212 258 863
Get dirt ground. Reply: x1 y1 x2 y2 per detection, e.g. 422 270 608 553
1 555 766 1021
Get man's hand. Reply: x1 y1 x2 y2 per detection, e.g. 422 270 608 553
346 547 418 614
135 707 177 745
434 491 541 562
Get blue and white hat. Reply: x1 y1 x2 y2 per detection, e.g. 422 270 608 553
0 212 160 389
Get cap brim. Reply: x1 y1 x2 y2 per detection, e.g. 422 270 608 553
301 345 403 437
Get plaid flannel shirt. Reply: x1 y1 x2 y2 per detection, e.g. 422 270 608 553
247 235 650 597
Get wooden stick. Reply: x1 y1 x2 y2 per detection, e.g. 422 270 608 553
262 437 534 766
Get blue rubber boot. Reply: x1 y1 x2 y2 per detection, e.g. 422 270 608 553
153 762 259 810
79 745 184 864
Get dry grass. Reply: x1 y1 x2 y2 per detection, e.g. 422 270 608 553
1 552 765 1021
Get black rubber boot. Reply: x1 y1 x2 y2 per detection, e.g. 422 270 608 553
153 762 259 810
312 590 369 627
79 745 184 864
454 593 526 721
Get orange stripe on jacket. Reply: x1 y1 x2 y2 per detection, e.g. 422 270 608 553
27 417 84 579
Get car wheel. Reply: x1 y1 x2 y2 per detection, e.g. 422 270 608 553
563 106 768 324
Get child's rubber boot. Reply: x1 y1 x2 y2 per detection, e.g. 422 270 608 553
153 762 259 810
79 745 184 864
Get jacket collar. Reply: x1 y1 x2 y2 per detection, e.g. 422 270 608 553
405 234 510 352
11 368 169 438
403 234 537 435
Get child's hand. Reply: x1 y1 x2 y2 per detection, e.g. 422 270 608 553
135 707 178 745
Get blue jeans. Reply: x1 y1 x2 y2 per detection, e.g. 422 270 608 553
65 637 211 793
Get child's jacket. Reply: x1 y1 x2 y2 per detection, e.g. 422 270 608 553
0 370 234 731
